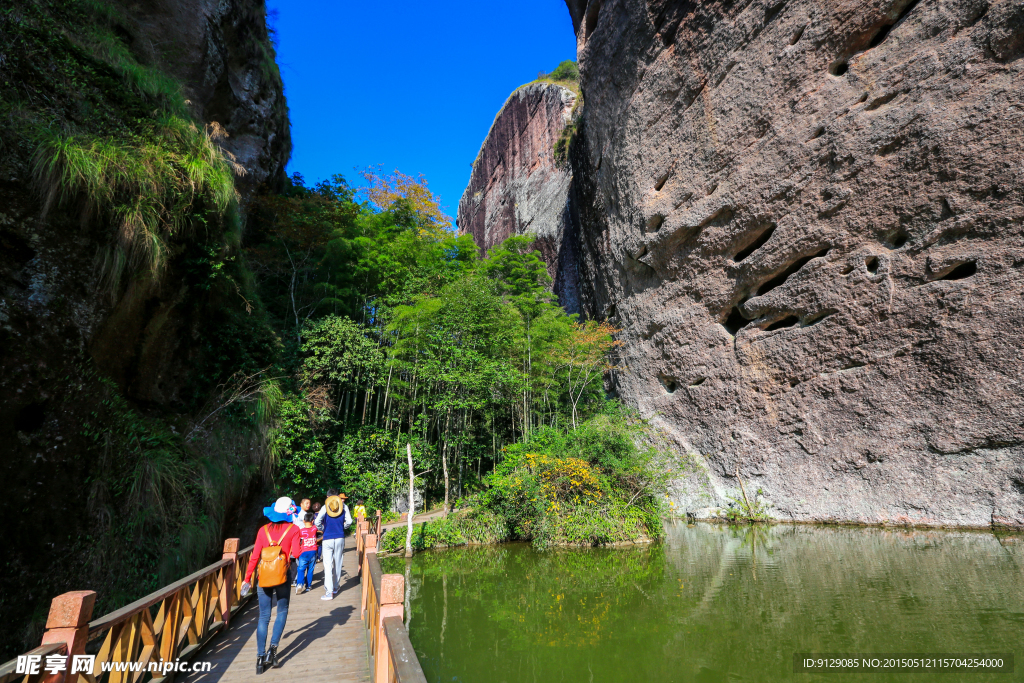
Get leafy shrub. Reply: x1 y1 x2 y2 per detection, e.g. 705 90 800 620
724 487 774 523
475 406 672 549
380 517 464 553
378 507 509 553
553 119 577 168
548 60 579 82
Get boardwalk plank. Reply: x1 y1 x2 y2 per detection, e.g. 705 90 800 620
182 535 370 683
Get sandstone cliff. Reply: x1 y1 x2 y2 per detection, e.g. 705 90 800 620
557 0 1024 528
457 0 1024 528
457 82 582 312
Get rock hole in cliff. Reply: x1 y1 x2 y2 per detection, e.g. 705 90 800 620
803 310 835 326
646 214 665 232
1012 474 1024 495
723 306 750 335
585 0 602 37
689 377 706 387
866 256 879 274
967 3 989 28
841 263 856 275
654 173 670 191
937 261 977 281
866 92 899 111
757 248 831 296
765 315 799 331
858 92 869 103
939 197 954 221
764 1 786 26
809 125 825 141
659 374 678 394
868 0 920 49
830 61 849 76
15 401 47 433
890 232 909 248
733 224 776 262
790 24 806 45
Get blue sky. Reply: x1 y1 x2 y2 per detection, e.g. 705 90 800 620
266 0 577 226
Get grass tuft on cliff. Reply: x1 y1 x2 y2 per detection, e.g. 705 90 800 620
32 116 237 289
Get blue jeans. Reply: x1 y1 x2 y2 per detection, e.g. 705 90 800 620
296 551 316 588
256 583 290 657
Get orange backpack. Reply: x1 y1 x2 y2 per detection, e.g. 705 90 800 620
257 525 291 587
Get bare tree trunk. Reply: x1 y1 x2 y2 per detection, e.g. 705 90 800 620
441 408 452 516
405 442 415 558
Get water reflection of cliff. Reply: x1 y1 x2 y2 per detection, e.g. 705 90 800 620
384 523 1023 683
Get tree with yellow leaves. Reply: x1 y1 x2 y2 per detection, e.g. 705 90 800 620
555 321 623 428
359 165 451 236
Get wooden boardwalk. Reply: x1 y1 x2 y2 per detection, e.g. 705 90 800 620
182 535 369 683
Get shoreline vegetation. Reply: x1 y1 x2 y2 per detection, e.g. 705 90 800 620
379 406 677 553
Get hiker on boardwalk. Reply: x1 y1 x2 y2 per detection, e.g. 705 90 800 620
241 497 302 675
290 499 312 586
311 501 323 562
315 490 352 601
295 512 319 594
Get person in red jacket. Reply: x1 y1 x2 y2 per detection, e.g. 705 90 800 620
242 497 302 674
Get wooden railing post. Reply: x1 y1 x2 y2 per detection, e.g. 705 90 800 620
375 574 404 683
360 534 377 618
40 591 95 683
356 520 369 561
220 538 239 627
375 509 382 538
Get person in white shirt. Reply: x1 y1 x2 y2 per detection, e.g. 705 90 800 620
316 489 354 600
293 498 312 528
314 490 352 531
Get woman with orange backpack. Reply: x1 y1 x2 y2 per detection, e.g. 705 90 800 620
241 497 302 674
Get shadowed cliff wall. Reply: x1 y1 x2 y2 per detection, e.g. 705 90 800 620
0 0 288 654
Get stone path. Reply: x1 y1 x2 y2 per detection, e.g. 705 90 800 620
182 535 369 683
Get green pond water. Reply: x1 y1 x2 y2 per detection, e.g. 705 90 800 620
381 522 1023 683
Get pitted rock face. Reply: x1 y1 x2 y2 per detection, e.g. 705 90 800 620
458 83 581 312
565 0 1024 527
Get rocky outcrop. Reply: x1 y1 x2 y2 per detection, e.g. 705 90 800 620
557 0 1024 527
457 83 581 312
126 0 291 197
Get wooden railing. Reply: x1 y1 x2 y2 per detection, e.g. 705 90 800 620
358 514 426 683
0 539 254 683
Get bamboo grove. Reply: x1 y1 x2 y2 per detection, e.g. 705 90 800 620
249 171 621 513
